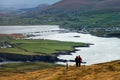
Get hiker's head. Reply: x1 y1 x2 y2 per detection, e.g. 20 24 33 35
78 55 81 58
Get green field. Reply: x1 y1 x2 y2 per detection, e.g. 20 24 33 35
0 62 62 72
0 62 63 77
0 39 88 56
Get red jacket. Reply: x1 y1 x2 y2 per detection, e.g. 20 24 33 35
78 56 82 62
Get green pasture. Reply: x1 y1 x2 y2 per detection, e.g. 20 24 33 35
0 39 87 56
0 62 63 74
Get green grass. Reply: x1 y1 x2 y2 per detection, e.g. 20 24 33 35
1 9 120 27
0 62 63 78
64 12 120 27
0 37 12 41
0 39 88 55
0 48 32 55
0 62 62 72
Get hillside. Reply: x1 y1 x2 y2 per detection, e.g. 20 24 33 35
44 0 96 10
93 0 120 10
0 60 120 80
0 0 120 37
32 0 120 14
0 0 120 26
20 4 49 15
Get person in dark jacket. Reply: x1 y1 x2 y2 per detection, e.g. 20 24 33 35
75 56 79 67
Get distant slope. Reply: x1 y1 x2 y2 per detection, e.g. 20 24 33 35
21 4 49 15
46 0 96 10
0 60 120 80
31 0 120 15
0 0 120 36
0 4 49 15
93 0 120 10
30 0 97 15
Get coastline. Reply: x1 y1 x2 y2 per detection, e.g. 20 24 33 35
0 44 91 64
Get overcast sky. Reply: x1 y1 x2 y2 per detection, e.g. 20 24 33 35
0 0 60 8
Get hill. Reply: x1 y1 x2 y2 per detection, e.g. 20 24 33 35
20 4 49 15
0 60 120 80
31 0 120 14
93 0 120 10
44 0 96 10
0 0 120 37
0 4 49 15
1 0 120 26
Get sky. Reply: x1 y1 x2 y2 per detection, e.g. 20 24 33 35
0 0 61 9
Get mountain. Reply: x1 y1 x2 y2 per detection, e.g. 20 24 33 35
44 0 120 11
1 0 120 18
20 4 49 14
19 0 120 16
93 0 120 10
0 0 120 37
22 4 49 15
27 0 98 15
0 4 49 15
46 0 96 10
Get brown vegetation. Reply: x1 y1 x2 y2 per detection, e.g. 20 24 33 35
47 0 96 9
0 34 26 39
44 0 120 11
0 60 120 80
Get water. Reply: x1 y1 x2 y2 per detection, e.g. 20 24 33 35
0 25 60 34
0 61 21 65
35 32 120 65
0 25 120 65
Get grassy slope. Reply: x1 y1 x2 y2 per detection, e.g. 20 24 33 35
58 10 120 29
0 60 120 80
0 9 120 27
0 39 88 56
0 62 63 78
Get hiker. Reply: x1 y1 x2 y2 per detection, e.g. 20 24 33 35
66 60 69 70
75 55 82 67
78 55 82 67
75 56 79 67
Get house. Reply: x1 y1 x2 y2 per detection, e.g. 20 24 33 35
0 41 12 48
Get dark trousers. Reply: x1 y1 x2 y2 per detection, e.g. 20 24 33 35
78 62 81 67
76 62 78 67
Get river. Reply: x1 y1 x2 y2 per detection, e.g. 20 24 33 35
0 25 120 65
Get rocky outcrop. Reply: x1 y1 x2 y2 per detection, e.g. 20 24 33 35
0 44 91 63
0 53 58 62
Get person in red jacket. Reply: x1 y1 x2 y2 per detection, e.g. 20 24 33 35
78 55 82 67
